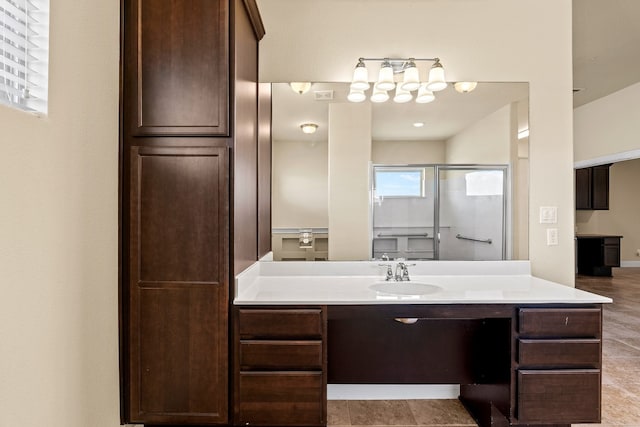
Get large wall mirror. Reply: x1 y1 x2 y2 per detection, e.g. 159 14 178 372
270 82 529 262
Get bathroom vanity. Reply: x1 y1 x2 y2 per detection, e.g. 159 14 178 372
234 261 611 427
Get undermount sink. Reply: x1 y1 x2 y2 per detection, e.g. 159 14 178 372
369 281 442 296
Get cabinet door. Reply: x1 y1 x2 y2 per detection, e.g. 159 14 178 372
575 167 592 210
591 165 610 209
127 146 229 424
124 0 229 136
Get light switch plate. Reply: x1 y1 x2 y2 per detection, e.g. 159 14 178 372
547 228 559 246
540 206 558 224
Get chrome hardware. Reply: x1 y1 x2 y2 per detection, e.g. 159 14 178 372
394 262 416 281
378 263 394 281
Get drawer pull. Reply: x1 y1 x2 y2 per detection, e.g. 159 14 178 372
394 317 418 324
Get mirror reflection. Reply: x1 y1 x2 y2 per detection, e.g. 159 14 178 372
270 82 529 262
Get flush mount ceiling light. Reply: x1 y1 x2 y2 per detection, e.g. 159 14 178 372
453 81 478 93
348 57 448 104
413 122 425 128
300 123 318 134
290 82 312 95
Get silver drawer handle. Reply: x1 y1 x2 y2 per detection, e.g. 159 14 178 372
394 317 419 324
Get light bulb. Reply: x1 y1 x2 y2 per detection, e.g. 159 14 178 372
290 82 312 94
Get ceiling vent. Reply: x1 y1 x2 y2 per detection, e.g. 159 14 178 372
314 90 334 101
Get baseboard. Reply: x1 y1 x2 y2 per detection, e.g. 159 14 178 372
621 261 640 267
327 384 459 400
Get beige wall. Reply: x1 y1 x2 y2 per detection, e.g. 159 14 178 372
575 159 640 263
328 103 372 260
259 0 576 285
0 0 120 426
272 140 329 228
446 103 513 164
574 82 640 163
372 140 446 164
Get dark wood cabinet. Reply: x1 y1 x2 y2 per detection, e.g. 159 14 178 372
576 235 622 276
234 307 327 426
119 0 265 425
576 164 611 210
126 146 229 424
515 307 602 424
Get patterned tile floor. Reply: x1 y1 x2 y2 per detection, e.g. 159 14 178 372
328 268 640 427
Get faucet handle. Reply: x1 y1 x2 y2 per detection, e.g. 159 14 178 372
378 263 394 281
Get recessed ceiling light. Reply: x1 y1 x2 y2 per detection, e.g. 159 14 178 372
413 122 425 128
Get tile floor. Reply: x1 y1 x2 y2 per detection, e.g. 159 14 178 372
328 268 640 427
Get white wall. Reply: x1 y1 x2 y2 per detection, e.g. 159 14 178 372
0 1 120 427
258 0 575 285
272 140 329 228
574 82 640 163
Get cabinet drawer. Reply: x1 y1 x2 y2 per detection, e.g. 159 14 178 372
238 372 324 425
238 308 323 339
518 339 600 367
517 369 600 423
240 340 323 370
519 308 601 338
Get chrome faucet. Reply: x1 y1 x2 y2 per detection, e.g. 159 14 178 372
394 262 414 281
378 263 394 281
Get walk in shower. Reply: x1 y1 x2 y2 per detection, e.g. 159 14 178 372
371 164 508 261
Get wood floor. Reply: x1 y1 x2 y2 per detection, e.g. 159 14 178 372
328 268 640 427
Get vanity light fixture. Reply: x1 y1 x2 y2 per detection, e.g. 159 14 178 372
300 123 319 134
453 81 478 93
348 56 448 104
290 82 312 95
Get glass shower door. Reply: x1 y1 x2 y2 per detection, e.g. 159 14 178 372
371 166 436 260
436 166 506 260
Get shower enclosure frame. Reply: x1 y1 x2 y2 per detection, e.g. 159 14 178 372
370 163 509 261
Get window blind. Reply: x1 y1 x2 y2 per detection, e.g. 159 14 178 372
0 0 48 114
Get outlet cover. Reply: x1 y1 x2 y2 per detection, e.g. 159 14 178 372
540 206 557 224
547 228 559 246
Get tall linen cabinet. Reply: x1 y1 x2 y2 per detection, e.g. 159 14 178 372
118 0 268 425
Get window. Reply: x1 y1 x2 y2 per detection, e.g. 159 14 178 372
374 168 425 197
1 0 49 114
464 170 504 196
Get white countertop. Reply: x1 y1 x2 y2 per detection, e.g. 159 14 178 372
234 260 612 305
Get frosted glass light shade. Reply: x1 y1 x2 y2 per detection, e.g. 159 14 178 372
370 88 389 103
290 82 312 94
453 81 478 93
426 62 447 91
347 89 366 103
375 62 395 91
351 63 370 90
300 123 318 134
400 61 420 91
415 84 435 103
393 84 412 103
